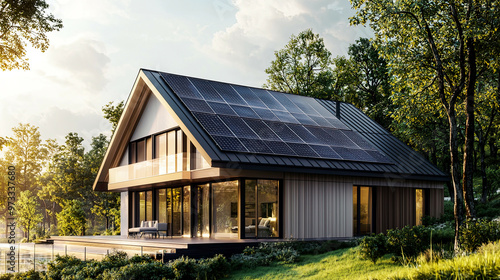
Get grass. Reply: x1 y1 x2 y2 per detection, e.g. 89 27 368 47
226 247 409 280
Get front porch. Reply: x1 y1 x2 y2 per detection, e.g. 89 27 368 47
49 235 278 260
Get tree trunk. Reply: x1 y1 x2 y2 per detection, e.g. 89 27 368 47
449 109 464 251
479 129 489 203
489 138 498 159
462 38 476 219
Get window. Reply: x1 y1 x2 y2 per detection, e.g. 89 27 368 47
129 138 147 164
416 189 424 226
353 186 373 236
244 180 279 238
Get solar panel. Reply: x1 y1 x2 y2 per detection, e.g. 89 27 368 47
253 107 279 121
232 85 267 108
341 130 374 150
251 88 287 111
192 112 234 137
243 119 281 141
212 136 248 152
272 92 303 114
239 138 273 153
211 82 247 105
286 124 321 144
333 146 375 162
219 115 259 139
292 113 318 126
310 145 341 159
273 110 299 124
161 72 392 163
207 101 238 116
263 140 296 156
287 143 319 157
188 77 224 102
161 73 203 99
181 98 214 114
231 105 260 119
264 121 303 143
323 128 357 148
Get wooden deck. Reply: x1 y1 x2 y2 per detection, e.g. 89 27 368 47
49 236 281 260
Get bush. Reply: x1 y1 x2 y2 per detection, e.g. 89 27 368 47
102 261 174 280
358 233 388 264
386 226 431 263
198 254 231 279
231 242 302 269
459 218 500 253
170 256 199 280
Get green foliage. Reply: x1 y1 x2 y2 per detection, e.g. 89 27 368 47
16 190 43 242
231 242 302 269
459 218 500 253
102 101 124 135
476 198 500 219
359 233 388 264
56 199 86 236
386 226 431 263
390 241 500 280
0 0 63 70
102 261 174 280
264 29 335 99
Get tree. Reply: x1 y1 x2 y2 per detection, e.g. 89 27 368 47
0 0 63 70
56 199 86 236
102 101 124 135
264 29 335 99
16 190 43 242
347 38 392 127
351 0 500 250
4 123 48 192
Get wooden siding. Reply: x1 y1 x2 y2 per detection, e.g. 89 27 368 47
284 174 352 239
283 173 444 239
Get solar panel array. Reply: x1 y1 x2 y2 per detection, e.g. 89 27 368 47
160 73 391 163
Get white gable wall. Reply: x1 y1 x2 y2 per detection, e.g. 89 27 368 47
130 93 179 141
118 93 180 167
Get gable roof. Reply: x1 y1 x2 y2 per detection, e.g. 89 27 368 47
94 69 448 191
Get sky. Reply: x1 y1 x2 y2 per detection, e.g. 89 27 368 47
0 0 372 149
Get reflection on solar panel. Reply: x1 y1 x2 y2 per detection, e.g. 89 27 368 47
161 72 391 163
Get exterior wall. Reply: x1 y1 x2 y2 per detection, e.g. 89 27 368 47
283 174 352 238
130 93 178 142
283 173 444 239
120 191 129 236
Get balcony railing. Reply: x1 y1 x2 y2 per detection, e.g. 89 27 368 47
109 158 171 184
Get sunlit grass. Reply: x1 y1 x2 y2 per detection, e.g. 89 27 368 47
226 248 409 280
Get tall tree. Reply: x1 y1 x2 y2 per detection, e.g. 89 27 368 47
264 29 335 99
16 190 43 242
4 123 47 193
351 0 500 250
102 101 124 135
0 0 63 70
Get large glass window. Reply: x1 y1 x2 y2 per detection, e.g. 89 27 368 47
157 189 167 223
416 189 424 226
183 186 190 237
155 133 167 174
167 131 176 173
196 184 210 237
353 186 373 235
212 180 238 238
137 191 153 225
244 180 279 238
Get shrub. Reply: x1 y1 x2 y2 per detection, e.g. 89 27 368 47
198 254 231 279
102 261 174 280
170 256 199 280
459 218 500 253
231 242 301 269
358 233 388 264
45 255 85 280
386 226 431 263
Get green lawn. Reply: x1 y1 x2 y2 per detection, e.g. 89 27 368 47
226 248 409 280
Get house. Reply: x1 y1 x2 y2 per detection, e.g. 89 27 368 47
93 69 447 240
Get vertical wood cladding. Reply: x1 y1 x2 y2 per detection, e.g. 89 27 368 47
283 173 444 238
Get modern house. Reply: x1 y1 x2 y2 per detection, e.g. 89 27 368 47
93 69 447 240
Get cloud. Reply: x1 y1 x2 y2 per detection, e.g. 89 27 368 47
204 0 372 79
48 38 111 91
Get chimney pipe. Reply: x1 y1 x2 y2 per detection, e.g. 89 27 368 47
336 101 341 119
